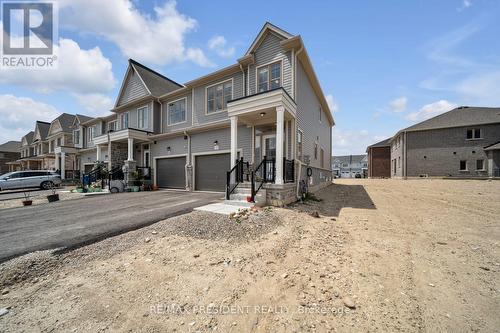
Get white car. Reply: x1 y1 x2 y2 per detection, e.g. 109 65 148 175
0 170 62 191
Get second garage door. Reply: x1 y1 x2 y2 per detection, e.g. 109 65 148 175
156 156 186 189
195 153 230 192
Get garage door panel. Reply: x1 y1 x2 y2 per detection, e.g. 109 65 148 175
195 153 230 192
157 157 186 189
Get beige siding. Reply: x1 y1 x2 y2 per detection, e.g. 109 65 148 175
117 70 149 107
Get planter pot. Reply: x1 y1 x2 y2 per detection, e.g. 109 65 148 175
22 200 33 206
47 194 59 203
152 185 159 191
131 186 140 192
76 188 84 193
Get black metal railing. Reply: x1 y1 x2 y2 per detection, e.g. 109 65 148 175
226 158 248 200
108 166 124 181
250 156 275 202
283 158 295 183
136 166 151 180
83 167 103 187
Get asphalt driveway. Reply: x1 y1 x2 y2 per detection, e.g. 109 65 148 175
0 190 222 263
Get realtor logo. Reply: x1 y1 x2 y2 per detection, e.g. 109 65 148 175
1 1 58 68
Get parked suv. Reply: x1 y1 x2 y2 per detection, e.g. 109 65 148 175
0 170 61 191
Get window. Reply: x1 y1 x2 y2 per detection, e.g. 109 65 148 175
459 160 467 171
74 130 80 145
319 107 322 123
120 112 129 129
137 106 149 129
320 148 325 168
207 80 232 113
476 159 485 170
297 129 303 161
56 137 61 147
108 121 116 132
168 98 186 125
466 128 482 140
88 126 95 141
342 163 348 167
398 156 401 168
314 142 318 160
257 62 281 93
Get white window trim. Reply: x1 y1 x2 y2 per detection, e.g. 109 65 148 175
120 112 129 130
167 97 188 126
255 59 283 94
137 105 150 130
107 120 117 132
73 129 80 145
466 128 483 140
476 159 486 171
205 78 234 115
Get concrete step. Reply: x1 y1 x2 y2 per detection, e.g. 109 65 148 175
224 200 254 208
230 193 252 201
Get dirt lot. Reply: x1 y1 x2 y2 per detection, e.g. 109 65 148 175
0 179 499 332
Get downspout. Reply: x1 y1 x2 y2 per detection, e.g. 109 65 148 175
294 43 305 199
184 130 192 191
239 64 246 97
404 131 408 179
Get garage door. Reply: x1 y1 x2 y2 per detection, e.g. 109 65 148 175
156 157 186 189
195 153 230 192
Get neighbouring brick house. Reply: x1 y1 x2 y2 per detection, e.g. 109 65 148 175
366 138 391 178
389 106 500 178
0 141 21 174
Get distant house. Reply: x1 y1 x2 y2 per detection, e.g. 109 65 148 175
332 155 367 178
390 106 500 178
366 138 391 178
0 141 21 174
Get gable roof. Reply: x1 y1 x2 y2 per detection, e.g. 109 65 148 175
22 131 34 146
0 140 21 152
484 141 500 151
333 155 367 165
76 114 93 124
50 113 77 134
403 106 500 133
130 59 183 96
367 138 391 149
245 22 294 55
33 121 50 143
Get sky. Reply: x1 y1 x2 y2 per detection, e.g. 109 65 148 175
1 0 499 155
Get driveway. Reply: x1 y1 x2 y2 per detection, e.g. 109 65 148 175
0 188 61 201
0 190 222 263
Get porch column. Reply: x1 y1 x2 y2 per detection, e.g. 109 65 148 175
96 144 102 162
275 106 285 185
230 116 238 168
108 142 112 169
127 138 134 161
291 118 296 160
54 153 60 171
60 152 66 180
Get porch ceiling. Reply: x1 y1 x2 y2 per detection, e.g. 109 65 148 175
93 128 151 145
237 108 294 126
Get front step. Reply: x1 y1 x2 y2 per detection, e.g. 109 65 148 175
224 199 254 208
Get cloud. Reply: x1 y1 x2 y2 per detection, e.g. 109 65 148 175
73 93 114 116
0 38 115 95
388 96 407 113
208 35 235 58
59 0 213 67
333 128 391 156
405 100 457 122
0 95 61 143
326 94 339 113
458 0 472 11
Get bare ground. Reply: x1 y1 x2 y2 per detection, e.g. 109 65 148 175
0 179 499 332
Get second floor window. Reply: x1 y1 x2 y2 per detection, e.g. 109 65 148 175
168 99 186 125
137 106 149 129
207 80 232 113
88 126 95 141
314 142 318 160
108 121 116 132
74 130 80 145
56 137 62 147
257 62 281 93
466 128 482 140
120 113 129 129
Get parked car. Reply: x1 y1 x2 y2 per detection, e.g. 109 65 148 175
0 170 61 191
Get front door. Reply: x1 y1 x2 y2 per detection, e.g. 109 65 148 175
143 150 150 168
262 134 276 159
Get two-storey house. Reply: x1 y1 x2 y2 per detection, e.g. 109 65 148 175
390 106 500 178
332 155 368 178
75 22 334 205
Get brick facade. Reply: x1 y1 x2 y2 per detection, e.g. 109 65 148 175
368 146 390 178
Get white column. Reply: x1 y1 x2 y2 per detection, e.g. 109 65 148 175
291 118 296 160
275 106 285 185
60 153 66 180
96 144 102 161
54 153 60 170
230 116 238 168
127 138 134 161
108 142 112 169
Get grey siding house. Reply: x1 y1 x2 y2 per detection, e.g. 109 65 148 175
332 155 368 178
390 106 500 178
76 22 334 205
